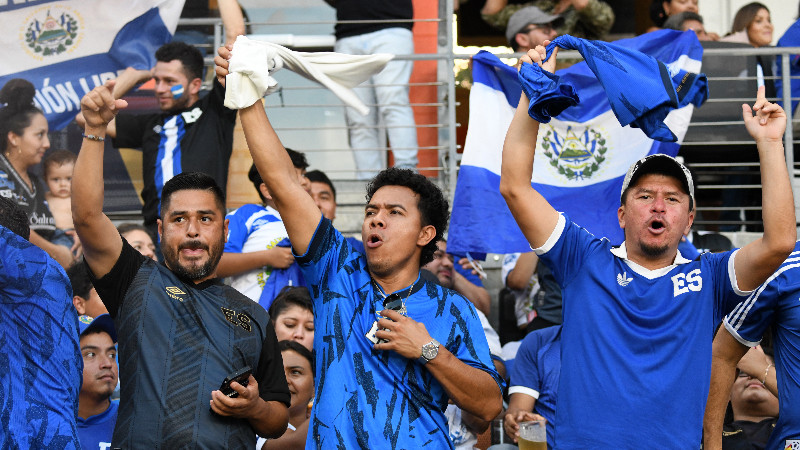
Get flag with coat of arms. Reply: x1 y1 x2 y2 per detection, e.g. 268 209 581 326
448 30 704 257
0 0 184 130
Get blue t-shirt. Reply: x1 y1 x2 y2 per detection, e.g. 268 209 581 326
678 237 700 260
776 18 800 114
296 217 503 449
509 326 560 448
724 241 800 448
77 400 119 450
536 215 746 448
0 225 82 449
224 203 289 302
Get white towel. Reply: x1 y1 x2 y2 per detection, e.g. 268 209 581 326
225 35 394 115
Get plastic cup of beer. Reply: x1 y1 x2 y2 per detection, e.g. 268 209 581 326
518 419 547 450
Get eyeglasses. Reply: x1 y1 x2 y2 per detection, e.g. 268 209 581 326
521 23 556 34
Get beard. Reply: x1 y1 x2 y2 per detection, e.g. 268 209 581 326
162 238 224 281
163 92 192 113
640 241 670 258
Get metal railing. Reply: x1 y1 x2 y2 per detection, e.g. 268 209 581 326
180 12 800 233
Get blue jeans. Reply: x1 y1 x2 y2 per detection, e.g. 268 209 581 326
335 28 419 179
50 228 74 249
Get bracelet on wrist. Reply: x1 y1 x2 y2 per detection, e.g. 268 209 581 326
82 133 105 142
761 363 773 385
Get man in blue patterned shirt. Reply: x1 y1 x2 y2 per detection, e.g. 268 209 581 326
0 196 81 449
217 47 504 449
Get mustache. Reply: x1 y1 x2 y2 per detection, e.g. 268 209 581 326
179 240 208 251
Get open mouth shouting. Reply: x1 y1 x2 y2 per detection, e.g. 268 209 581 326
647 218 666 235
366 233 383 249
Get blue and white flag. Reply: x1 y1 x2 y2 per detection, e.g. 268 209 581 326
0 0 184 130
449 30 703 256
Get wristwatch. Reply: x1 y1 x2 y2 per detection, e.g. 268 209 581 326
418 339 440 365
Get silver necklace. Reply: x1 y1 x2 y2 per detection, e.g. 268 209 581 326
372 279 416 316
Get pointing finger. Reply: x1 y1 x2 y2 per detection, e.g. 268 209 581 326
752 85 767 111
755 85 766 102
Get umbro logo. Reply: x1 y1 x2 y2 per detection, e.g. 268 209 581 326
166 286 186 302
617 272 633 287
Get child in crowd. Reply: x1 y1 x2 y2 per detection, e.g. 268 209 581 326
43 149 77 249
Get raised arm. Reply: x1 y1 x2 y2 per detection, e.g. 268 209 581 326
480 0 508 15
218 0 246 46
733 86 796 291
215 46 320 254
499 45 560 250
74 67 152 138
111 67 155 100
703 327 749 450
72 81 128 278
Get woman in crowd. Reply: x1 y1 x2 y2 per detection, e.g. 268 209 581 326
649 0 719 38
268 286 314 351
722 2 773 47
650 0 699 28
117 222 158 261
261 340 315 450
0 79 73 267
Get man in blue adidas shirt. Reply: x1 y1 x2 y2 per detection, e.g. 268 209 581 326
500 45 795 447
72 81 290 448
0 196 82 449
704 241 800 449
76 314 119 450
216 46 504 449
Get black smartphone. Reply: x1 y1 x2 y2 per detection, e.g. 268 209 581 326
219 366 252 398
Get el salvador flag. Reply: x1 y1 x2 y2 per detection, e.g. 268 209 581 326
0 0 184 130
448 30 704 256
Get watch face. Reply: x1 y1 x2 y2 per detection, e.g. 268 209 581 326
423 342 438 360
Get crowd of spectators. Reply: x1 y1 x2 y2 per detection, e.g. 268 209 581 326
2 1 800 449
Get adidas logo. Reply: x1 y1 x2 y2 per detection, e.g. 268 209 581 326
617 272 633 287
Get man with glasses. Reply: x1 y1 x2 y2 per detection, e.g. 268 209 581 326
506 6 564 54
486 0 614 42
